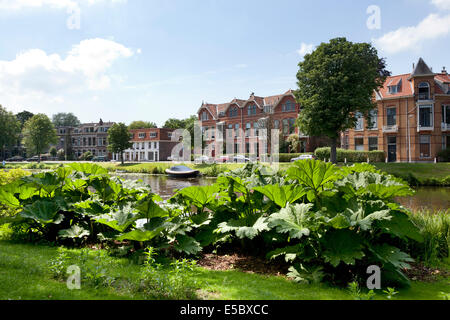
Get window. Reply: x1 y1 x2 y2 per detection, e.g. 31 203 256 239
369 137 378 151
282 119 289 135
369 109 378 129
138 133 146 139
387 107 397 126
289 118 296 134
228 124 233 138
282 101 295 112
274 119 280 129
442 105 450 125
150 132 157 138
254 122 259 136
355 137 364 151
235 124 240 137
168 132 173 139
419 105 433 128
388 86 398 94
419 135 431 158
229 107 238 118
418 82 430 100
264 105 273 114
201 111 209 121
355 112 364 131
246 123 251 137
343 135 349 150
247 104 257 116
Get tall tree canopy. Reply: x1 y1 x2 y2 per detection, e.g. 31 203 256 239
22 114 58 162
52 112 81 127
128 121 157 130
0 105 21 160
16 110 34 129
107 123 132 164
295 37 390 163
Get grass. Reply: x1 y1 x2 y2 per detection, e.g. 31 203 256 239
0 240 448 300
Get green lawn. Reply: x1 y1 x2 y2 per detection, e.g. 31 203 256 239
373 163 450 180
0 241 448 300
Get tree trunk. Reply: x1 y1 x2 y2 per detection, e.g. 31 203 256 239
330 137 337 164
121 152 124 165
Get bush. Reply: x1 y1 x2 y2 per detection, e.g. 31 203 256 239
408 210 450 264
438 148 450 162
79 151 93 161
315 147 385 163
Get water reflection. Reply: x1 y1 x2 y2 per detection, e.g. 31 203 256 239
115 174 215 199
116 174 449 212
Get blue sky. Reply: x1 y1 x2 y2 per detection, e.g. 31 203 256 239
1 0 450 126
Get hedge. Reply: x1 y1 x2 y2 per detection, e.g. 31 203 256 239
314 147 386 163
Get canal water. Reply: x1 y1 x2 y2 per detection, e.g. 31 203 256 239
117 173 449 212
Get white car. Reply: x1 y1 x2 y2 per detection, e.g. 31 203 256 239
233 155 251 163
290 154 317 162
194 155 213 164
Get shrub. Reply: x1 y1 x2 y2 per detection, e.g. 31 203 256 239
408 210 450 264
438 148 450 162
315 147 385 163
79 151 93 161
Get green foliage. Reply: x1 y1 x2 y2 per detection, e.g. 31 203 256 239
79 151 94 161
107 123 133 164
52 112 80 128
0 105 21 159
315 147 386 163
383 287 399 300
128 121 157 130
1 160 435 288
22 114 58 160
437 148 450 162
347 281 376 300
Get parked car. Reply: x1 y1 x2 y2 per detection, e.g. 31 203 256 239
194 155 213 164
290 154 317 162
92 156 109 162
232 155 251 163
215 155 230 163
26 155 48 162
6 156 24 162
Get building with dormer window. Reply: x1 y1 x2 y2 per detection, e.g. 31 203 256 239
342 58 450 162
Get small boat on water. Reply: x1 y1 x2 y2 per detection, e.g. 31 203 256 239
165 165 200 178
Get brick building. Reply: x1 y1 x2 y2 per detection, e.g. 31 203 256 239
342 58 450 162
115 128 177 162
56 119 114 159
197 90 313 158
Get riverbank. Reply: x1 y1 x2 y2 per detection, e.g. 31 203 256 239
2 161 450 186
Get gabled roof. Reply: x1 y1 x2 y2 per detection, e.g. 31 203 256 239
198 103 218 120
377 74 413 99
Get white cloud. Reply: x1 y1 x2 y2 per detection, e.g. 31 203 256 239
0 38 133 109
234 63 248 69
373 13 450 54
297 43 314 57
432 0 450 10
0 0 126 10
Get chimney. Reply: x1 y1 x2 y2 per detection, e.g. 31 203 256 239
443 66 447 74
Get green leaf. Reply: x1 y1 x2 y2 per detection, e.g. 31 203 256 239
217 216 269 240
20 200 59 224
287 264 325 284
321 229 365 267
268 203 315 239
172 234 202 255
378 211 424 242
0 189 20 208
116 228 163 241
58 224 90 239
95 204 139 232
254 184 306 208
176 185 220 208
286 159 338 192
136 196 168 220
69 163 108 175
371 244 414 270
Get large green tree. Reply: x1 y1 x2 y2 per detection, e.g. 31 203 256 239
295 37 390 163
16 110 34 129
22 114 58 162
128 121 157 130
0 105 21 160
52 112 81 127
107 123 132 164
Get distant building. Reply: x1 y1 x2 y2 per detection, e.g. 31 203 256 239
342 58 450 162
56 119 114 159
114 128 177 162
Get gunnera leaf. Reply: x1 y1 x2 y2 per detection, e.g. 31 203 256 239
321 229 365 267
268 203 315 239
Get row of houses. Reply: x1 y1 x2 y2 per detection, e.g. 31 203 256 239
56 58 449 163
197 58 450 162
56 121 177 162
